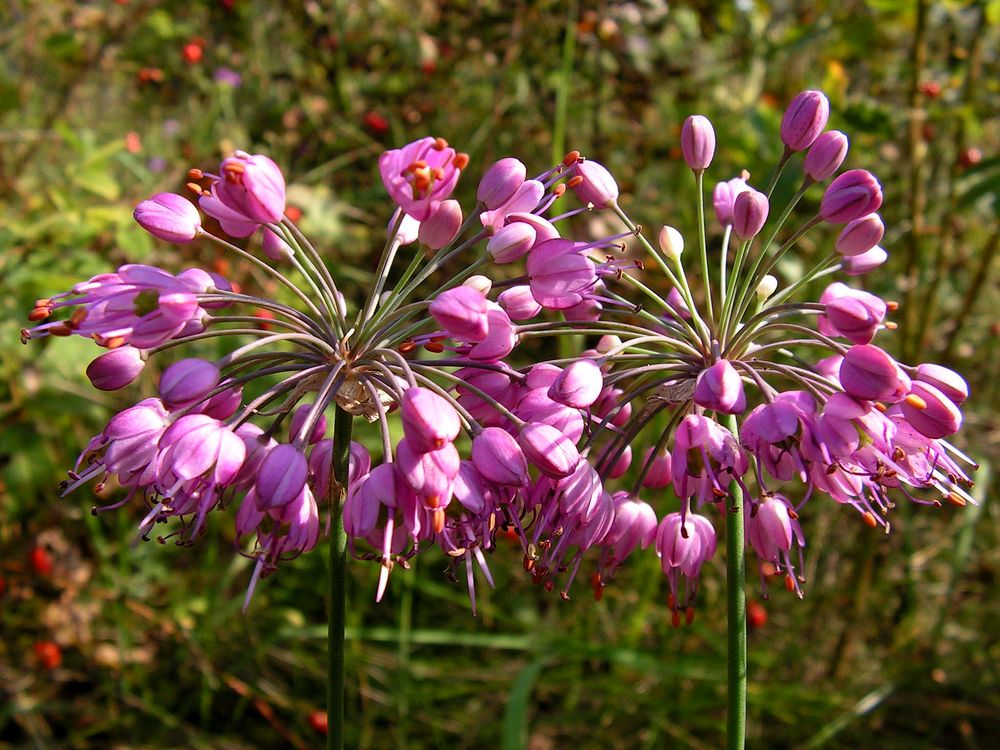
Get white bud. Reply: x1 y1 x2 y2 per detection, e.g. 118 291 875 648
378 290 393 308
756 275 778 300
658 225 684 261
463 275 492 295
335 291 347 318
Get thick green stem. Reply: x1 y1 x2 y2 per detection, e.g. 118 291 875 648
328 406 354 750
722 413 746 750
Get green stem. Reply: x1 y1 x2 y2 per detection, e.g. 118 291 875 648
328 406 354 750
722 413 746 750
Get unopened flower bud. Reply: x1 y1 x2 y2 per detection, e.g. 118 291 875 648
842 245 888 276
694 359 747 414
429 286 489 342
463 275 492 295
262 228 293 260
641 447 672 489
570 160 619 208
732 189 769 240
389 207 421 245
548 359 603 408
658 225 684 260
755 275 778 300
86 346 145 391
487 222 536 263
835 213 884 256
517 422 580 479
914 363 968 405
401 387 462 453
471 427 528 486
477 157 526 209
804 130 849 181
901 381 962 439
821 170 883 224
596 335 622 354
289 403 328 444
781 90 830 152
713 176 749 227
680 115 715 171
159 358 221 410
134 193 201 243
839 344 910 402
498 285 542 320
418 200 462 250
255 443 309 510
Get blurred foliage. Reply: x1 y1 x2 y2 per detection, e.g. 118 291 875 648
1 0 998 748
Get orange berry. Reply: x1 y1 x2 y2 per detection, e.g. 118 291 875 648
34 641 62 670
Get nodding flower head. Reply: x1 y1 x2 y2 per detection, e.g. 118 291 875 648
379 136 467 221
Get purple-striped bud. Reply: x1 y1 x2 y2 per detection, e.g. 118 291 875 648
732 189 769 240
822 288 886 345
915 363 968 405
570 160 619 208
487 222 536 263
901 381 962 439
839 345 911 403
641 447 673 489
780 90 830 152
548 359 603 408
712 176 749 227
842 245 888 276
525 363 562 389
821 170 883 224
255 443 308 510
680 115 715 171
605 494 657 560
401 387 461 453
803 130 849 181
429 286 489 342
159 358 220 410
198 380 243 420
471 427 528 486
835 213 884 257
746 495 794 562
134 193 202 243
498 285 542 320
289 403 328 445
694 359 747 414
517 422 580 479
607 444 632 479
86 346 145 391
418 199 462 250
506 212 560 243
477 158 527 209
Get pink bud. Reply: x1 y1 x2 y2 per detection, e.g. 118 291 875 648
732 189 769 240
134 193 201 243
781 90 830 152
607 444 632 479
525 363 562 389
401 387 461 453
548 359 603 408
396 438 459 501
804 130 849 181
694 359 747 414
216 151 286 224
570 160 619 208
680 115 715 171
198 380 242 420
478 158 527 209
842 245 888 275
517 422 580 479
506 212 560 243
835 213 884 256
498 285 542 320
429 286 489 342
605 494 657 559
487 222 536 263
821 170 883 224
255 444 308 510
468 305 517 362
746 495 794 561
260 228 292 260
86 346 145 391
823 290 886 344
471 427 528 486
712 176 749 227
159 358 221 410
418 199 462 249
839 345 911 403
289 403 328 444
641 447 673 489
915 363 968 405
901 381 962 439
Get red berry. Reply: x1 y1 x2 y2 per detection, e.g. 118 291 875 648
34 641 62 670
918 80 942 98
958 148 982 168
307 710 328 734
29 546 53 576
182 43 203 64
747 599 768 629
284 205 302 223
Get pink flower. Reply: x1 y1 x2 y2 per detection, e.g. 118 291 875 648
134 193 202 243
780 90 830 152
527 239 598 310
379 137 465 221
694 360 747 415
216 151 287 224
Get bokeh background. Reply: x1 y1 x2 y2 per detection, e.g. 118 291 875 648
1 1 998 748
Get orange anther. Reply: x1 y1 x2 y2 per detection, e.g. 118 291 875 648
103 336 126 349
566 175 584 188
187 168 204 180
666 592 676 610
433 137 449 151
946 491 966 507
399 340 417 353
424 341 445 353
685 607 695 625
49 324 72 337
784 574 796 592
543 580 553 592
453 152 470 170
862 511 878 528
552 183 566 197
760 562 777 577
432 509 445 533
523 556 535 572
186 182 204 196
28 308 50 322
905 393 927 409
873 402 887 413
562 150 581 166
223 160 246 175
69 308 88 327
594 586 604 601
426 494 440 509
884 321 898 330
886 300 899 311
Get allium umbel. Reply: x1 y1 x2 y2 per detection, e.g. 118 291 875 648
25 91 974 631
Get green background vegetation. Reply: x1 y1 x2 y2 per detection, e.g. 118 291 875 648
1 1 998 748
